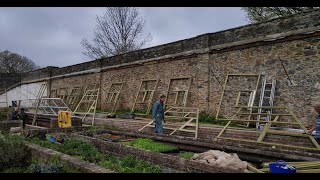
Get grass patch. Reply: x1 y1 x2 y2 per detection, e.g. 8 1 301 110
179 152 195 159
122 138 179 153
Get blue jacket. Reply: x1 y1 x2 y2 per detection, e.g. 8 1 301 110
152 100 164 120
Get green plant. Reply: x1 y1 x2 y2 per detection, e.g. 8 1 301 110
100 155 161 173
0 133 29 170
122 138 178 153
28 136 162 173
179 151 195 159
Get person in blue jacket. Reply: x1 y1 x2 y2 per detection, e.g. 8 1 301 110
152 95 166 134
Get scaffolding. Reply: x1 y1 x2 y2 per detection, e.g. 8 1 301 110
131 79 159 116
105 82 124 113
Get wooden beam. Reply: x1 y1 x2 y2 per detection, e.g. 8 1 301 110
217 137 320 151
236 113 292 116
215 75 229 119
257 116 279 142
217 119 299 125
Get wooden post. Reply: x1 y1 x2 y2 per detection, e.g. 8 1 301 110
32 98 41 126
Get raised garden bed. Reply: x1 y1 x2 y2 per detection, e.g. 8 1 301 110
27 134 162 173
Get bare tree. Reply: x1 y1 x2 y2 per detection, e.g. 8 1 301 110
0 50 40 73
242 7 319 23
81 7 152 59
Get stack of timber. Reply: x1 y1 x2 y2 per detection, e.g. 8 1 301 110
26 113 82 128
259 161 320 173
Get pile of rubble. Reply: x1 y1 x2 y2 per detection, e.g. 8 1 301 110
191 150 249 172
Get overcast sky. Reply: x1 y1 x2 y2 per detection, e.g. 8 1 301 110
0 7 249 68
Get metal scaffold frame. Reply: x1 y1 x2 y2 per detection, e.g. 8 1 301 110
131 79 159 116
105 82 124 113
138 107 199 139
165 77 192 109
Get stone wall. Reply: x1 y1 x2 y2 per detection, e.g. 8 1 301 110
209 37 320 126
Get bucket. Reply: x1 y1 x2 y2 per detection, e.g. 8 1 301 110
49 136 56 143
269 160 296 173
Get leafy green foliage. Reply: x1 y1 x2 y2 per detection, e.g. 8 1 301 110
0 133 28 170
122 138 178 153
179 152 195 159
28 136 161 173
100 155 161 173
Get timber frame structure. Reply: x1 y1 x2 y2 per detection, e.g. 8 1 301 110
215 74 261 127
214 74 320 151
138 107 199 139
66 86 82 111
215 106 320 151
73 88 99 126
165 77 192 109
105 82 124 113
131 79 159 116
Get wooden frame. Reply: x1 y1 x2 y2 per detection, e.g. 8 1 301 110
105 82 124 113
66 86 82 110
165 77 192 109
57 87 68 102
131 79 159 116
139 107 199 139
73 88 99 126
215 74 261 128
214 106 320 151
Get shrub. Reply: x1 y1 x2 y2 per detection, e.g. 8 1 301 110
0 133 28 170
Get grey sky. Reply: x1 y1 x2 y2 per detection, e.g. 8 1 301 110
0 7 249 68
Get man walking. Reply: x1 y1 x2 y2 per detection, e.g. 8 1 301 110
152 95 166 134
17 108 28 128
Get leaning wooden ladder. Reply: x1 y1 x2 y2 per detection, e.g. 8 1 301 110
138 107 199 139
73 88 99 126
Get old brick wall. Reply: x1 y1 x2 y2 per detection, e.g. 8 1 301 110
100 54 209 112
209 37 320 126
